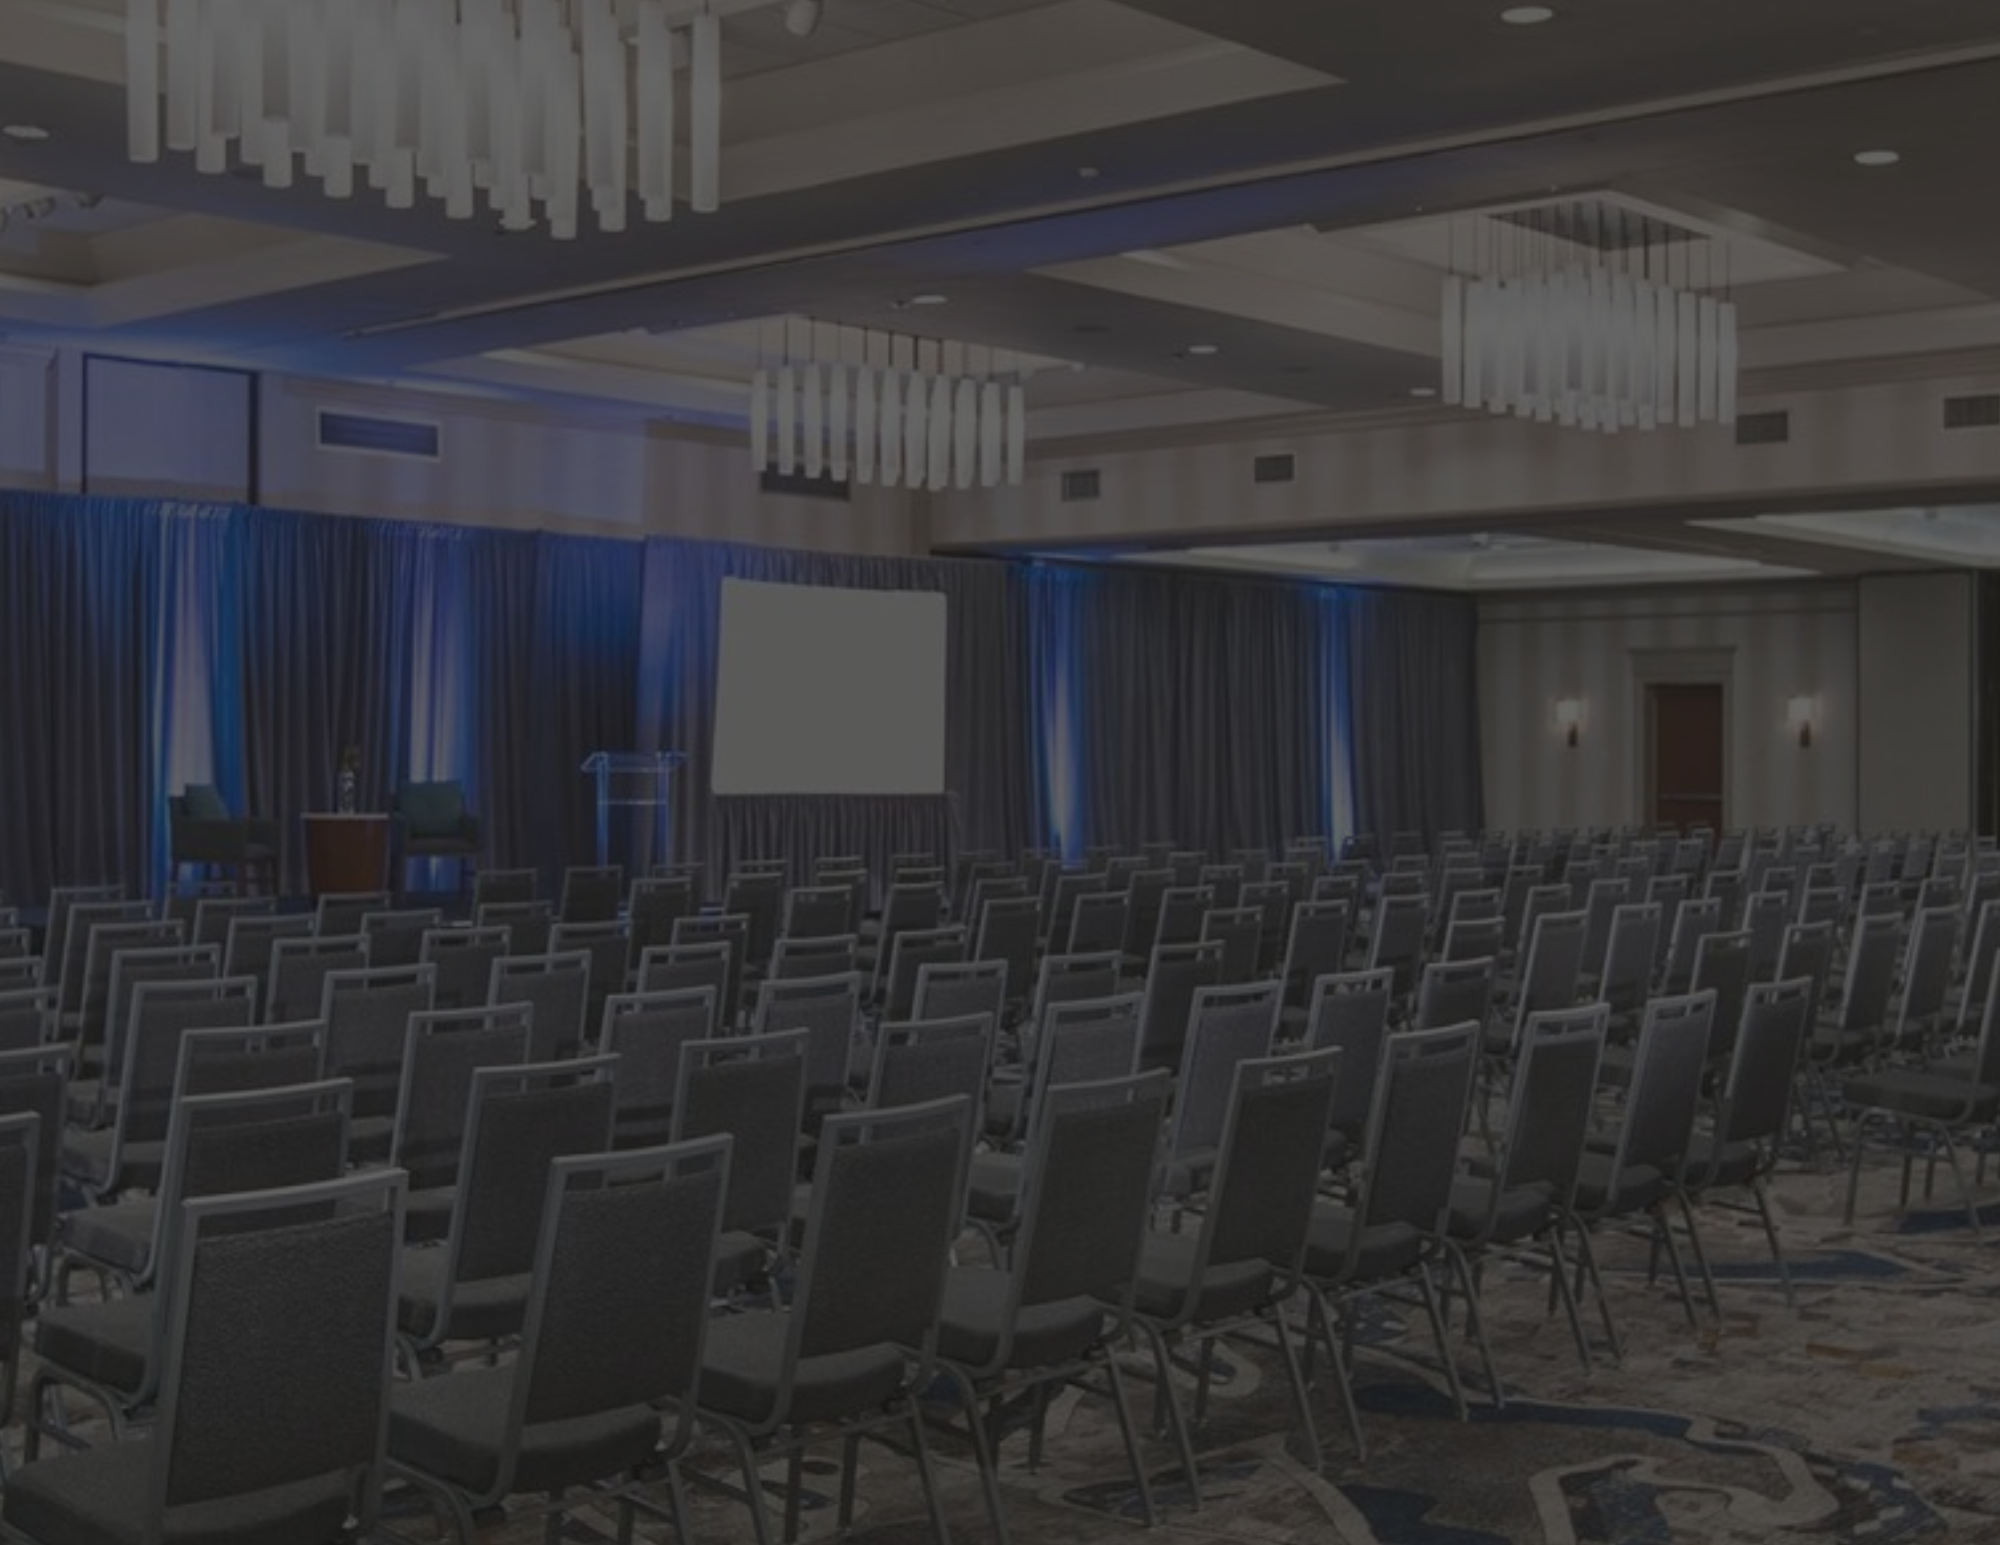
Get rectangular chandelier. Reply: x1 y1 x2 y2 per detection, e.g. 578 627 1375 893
1440 203 1738 433
750 322 1031 490
124 0 724 238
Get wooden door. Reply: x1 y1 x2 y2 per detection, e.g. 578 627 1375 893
1649 683 1724 833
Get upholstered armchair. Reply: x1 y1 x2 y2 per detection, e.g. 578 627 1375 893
168 783 279 895
391 779 482 895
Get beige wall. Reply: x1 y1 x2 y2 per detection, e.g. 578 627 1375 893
1479 582 1860 834
1857 572 1975 833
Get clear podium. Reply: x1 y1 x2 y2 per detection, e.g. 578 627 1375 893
580 751 686 874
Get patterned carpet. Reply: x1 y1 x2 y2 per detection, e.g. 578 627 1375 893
427 1146 2000 1545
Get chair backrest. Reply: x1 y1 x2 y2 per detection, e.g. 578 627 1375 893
1595 902 1661 1011
1486 1003 1607 1221
1413 954 1494 1032
1605 991 1715 1180
149 1169 401 1535
510 1137 729 1471
1027 950 1122 1032
1959 897 2000 1038
1741 889 1792 982
558 865 625 924
174 1023 328 1105
1199 906 1264 984
488 950 592 1062
1578 877 1632 969
55 899 153 1016
1896 904 1962 1044
768 933 859 982
877 925 966 1022
418 924 511 1011
477 898 556 958
113 975 262 1146
1164 981 1281 1170
635 941 734 1034
98 942 220 1075
1067 890 1130 955
598 986 716 1145
357 907 444 971
1711 977 1813 1155
42 884 124 991
188 896 275 952
222 913 316 991
866 1012 995 1120
669 912 750 1017
74 915 184 1039
319 963 438 1118
440 1058 618 1292
783 885 854 942
1187 1047 1342 1293
1353 1023 1481 1236
0 1110 34 1401
1515 907 1588 1031
0 985 53 1055
787 1096 972 1379
1137 939 1224 1070
267 933 370 1023
473 869 540 910
1012 1071 1172 1322
1689 928 1753 1067
1777 920 1837 1040
1045 870 1106 953
627 876 698 965
975 896 1042 1011
0 1050 63 1256
912 957 1007 1029
1303 968 1394 1139
390 1004 535 1189
549 919 631 1020
1660 895 1723 992
315 892 393 940
1835 911 1906 1033
1280 904 1360 1012
750 970 862 1098
721 870 786 975
672 1029 808 1237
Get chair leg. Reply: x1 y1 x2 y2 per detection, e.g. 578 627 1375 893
1543 1224 1593 1369
906 1395 955 1545
1136 1319 1203 1510
717 1422 778 1545
942 1363 1010 1545
1843 1109 1876 1224
1673 1191 1722 1321
1268 1303 1324 1471
1443 1240 1502 1407
1412 1261 1469 1420
1746 1175 1798 1308
1102 1353 1159 1528
1305 1285 1367 1463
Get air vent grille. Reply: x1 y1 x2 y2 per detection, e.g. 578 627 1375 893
1944 394 2000 430
759 469 851 502
317 410 440 459
1734 410 1790 446
1252 453 1296 485
1060 469 1101 502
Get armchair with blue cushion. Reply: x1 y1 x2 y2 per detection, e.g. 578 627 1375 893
168 783 279 896
391 779 482 896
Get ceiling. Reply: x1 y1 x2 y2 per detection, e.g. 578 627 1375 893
5 0 2000 588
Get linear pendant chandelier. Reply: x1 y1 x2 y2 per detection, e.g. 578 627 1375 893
750 320 1031 490
124 0 723 239
1440 202 1738 433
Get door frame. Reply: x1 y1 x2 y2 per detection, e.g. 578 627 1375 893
1632 648 1734 830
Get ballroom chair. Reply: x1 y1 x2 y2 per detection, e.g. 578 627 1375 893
392 778 482 896
167 783 279 897
598 986 716 1150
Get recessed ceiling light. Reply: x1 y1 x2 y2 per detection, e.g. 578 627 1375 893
1183 343 1219 356
906 293 949 307
1 124 50 142
1853 148 1901 167
1407 385 1439 398
1499 5 1555 23
1077 166 1100 181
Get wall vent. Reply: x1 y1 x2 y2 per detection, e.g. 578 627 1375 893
1060 468 1102 502
1252 453 1296 485
1734 410 1790 446
759 468 851 502
1944 393 2000 430
316 409 441 459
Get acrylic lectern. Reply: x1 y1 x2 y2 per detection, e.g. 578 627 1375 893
580 751 686 874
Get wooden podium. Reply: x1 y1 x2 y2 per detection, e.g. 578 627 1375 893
303 813 391 895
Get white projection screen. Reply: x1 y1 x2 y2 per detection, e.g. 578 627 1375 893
710 579 948 795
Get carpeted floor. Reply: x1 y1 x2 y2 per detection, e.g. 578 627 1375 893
420 1144 2000 1545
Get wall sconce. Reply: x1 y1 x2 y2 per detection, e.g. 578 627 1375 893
1553 696 1584 749
1786 694 1818 749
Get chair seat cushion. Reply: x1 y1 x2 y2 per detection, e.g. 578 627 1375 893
1127 1231 1273 1325
397 1249 530 1345
402 1186 456 1246
1682 1133 1762 1190
3 1439 356 1545
965 1153 1022 1224
33 1299 152 1398
936 1269 1106 1373
1447 1176 1555 1245
1841 1071 2000 1125
697 1310 907 1430
711 1231 770 1296
389 1366 661 1500
1302 1206 1424 1283
62 1133 164 1194
59 1201 156 1277
1571 1152 1667 1217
